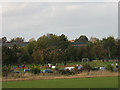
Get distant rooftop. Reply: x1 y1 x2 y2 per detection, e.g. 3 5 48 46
2 41 88 47
71 42 88 44
2 42 29 47
69 40 75 42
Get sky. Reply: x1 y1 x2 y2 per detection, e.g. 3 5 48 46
0 2 118 41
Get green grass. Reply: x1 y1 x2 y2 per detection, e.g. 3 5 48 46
2 77 118 88
5 62 113 70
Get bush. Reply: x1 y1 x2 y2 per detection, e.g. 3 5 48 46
83 64 92 75
74 66 78 74
83 63 92 71
63 69 74 76
58 69 74 76
106 64 113 71
92 60 102 68
2 67 11 77
30 67 40 74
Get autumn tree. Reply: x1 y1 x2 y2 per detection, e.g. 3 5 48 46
10 37 24 43
75 35 88 42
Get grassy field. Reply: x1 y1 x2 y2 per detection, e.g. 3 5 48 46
2 77 118 88
10 62 114 67
6 62 114 71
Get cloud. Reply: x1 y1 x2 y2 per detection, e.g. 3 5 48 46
2 2 118 41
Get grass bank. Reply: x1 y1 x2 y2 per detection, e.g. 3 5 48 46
2 77 118 88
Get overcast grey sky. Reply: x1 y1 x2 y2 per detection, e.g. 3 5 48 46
1 2 118 41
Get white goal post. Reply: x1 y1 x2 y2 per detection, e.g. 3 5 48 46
82 58 89 63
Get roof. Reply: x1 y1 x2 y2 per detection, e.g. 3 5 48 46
70 42 88 45
2 42 29 47
2 42 88 47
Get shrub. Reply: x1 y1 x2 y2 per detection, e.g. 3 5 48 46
58 69 74 76
63 69 74 76
106 64 113 71
2 67 11 77
92 60 102 68
83 63 92 71
74 66 78 74
30 67 40 74
83 63 92 75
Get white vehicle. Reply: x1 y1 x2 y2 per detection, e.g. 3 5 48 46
100 67 105 70
52 66 55 69
65 67 74 70
24 69 30 73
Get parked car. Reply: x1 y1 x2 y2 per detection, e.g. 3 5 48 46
92 67 99 71
12 71 19 73
99 67 106 71
24 69 30 73
43 69 53 73
78 66 83 70
63 70 74 75
65 67 74 70
58 69 74 75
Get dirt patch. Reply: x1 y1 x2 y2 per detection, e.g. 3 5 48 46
2 71 118 82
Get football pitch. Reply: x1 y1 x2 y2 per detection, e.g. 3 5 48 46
2 77 118 88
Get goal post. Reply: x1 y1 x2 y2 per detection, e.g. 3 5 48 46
82 58 89 63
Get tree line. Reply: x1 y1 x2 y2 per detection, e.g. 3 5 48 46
2 34 120 65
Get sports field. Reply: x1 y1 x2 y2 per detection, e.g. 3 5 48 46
2 77 118 88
